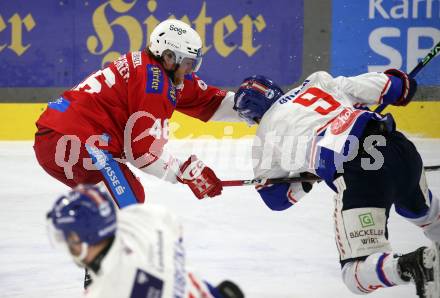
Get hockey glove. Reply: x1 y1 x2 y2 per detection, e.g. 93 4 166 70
384 68 417 106
286 182 312 204
177 155 223 199
217 280 244 298
256 181 313 211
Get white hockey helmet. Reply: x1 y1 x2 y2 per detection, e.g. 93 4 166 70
149 19 203 72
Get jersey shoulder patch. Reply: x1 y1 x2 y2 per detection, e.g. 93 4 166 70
146 64 164 94
131 51 142 68
129 269 164 298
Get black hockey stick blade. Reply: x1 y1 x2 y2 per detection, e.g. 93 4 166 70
222 165 440 187
375 40 440 114
409 40 440 78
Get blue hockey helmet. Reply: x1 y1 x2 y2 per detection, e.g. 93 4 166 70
47 184 117 248
233 75 284 124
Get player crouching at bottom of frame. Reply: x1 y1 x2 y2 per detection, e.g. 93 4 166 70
232 70 440 297
46 184 244 298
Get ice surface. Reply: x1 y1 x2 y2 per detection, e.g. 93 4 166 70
0 138 439 298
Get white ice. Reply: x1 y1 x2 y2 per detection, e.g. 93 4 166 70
1 137 439 298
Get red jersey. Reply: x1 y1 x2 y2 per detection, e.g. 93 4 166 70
36 51 227 166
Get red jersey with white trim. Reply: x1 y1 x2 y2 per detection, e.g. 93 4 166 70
177 73 228 122
36 51 226 165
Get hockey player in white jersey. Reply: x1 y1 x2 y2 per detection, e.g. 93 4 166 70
233 70 440 297
46 184 244 298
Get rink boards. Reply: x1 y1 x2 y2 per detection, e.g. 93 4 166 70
1 0 439 139
1 102 439 140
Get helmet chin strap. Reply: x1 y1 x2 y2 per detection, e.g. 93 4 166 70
72 242 89 267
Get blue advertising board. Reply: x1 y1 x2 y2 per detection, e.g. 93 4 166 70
0 0 304 87
331 0 440 85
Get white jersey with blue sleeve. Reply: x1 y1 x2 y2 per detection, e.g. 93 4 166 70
85 204 221 298
253 71 401 210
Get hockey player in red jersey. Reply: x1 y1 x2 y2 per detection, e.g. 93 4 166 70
34 19 241 208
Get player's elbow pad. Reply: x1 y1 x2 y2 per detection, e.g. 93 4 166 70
257 183 293 211
138 151 180 184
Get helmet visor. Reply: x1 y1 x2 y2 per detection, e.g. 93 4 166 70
180 56 203 73
46 216 88 266
46 216 68 249
173 47 203 73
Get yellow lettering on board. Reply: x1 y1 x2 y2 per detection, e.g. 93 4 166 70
0 16 6 52
87 0 142 66
8 13 35 56
87 1 268 65
193 2 212 54
239 14 266 57
213 15 238 57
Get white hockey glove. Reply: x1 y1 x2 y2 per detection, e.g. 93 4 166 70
286 182 311 204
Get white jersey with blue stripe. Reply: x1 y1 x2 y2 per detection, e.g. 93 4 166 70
253 71 395 191
85 204 219 298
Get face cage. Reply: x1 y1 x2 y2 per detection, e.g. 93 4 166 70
234 92 260 125
236 109 258 126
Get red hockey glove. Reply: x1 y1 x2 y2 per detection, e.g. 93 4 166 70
384 68 417 106
177 155 223 199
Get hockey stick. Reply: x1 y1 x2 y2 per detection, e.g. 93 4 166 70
426 164 440 172
222 44 440 188
221 176 320 187
375 40 440 114
221 164 440 187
